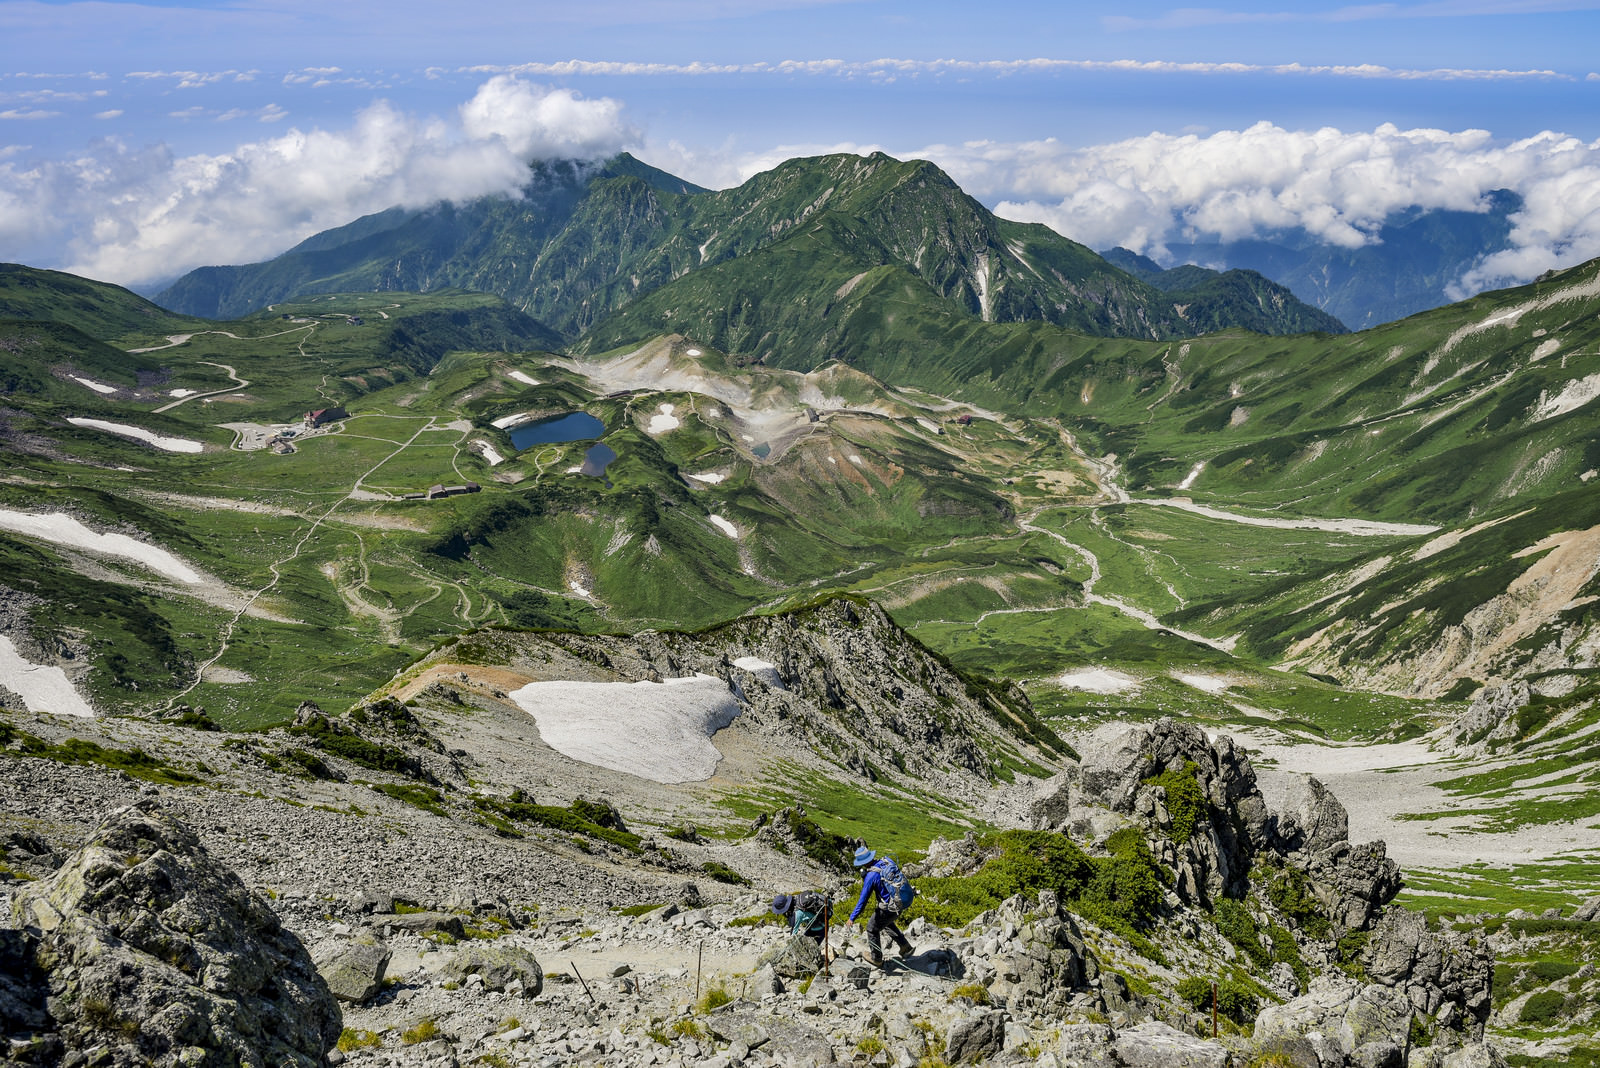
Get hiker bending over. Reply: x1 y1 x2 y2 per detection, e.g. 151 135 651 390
770 891 830 944
848 846 914 967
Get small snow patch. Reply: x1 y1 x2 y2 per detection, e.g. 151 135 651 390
685 348 702 357
709 515 738 538
0 508 201 584
1531 338 1561 361
915 417 939 433
647 402 680 434
475 441 505 466
508 370 540 386
1057 667 1138 694
687 472 726 484
168 388 198 398
0 635 95 718
849 455 863 465
565 466 582 474
72 376 118 395
68 417 202 453
1531 372 1600 422
733 656 785 690
492 412 533 429
509 674 740 784
1175 672 1230 693
568 580 591 598
1178 462 1205 490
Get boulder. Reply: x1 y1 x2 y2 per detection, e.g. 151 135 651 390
1365 909 1493 1036
763 1016 836 1066
442 943 543 996
1572 895 1600 922
1112 1020 1231 1067
946 1009 1007 1064
383 911 466 938
8 799 340 1067
311 937 391 1004
756 932 825 978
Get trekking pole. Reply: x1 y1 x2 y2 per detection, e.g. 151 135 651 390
1211 980 1218 1038
822 899 832 977
696 940 703 1002
571 963 595 1004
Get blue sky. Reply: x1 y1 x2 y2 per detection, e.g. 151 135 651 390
5 0 1600 289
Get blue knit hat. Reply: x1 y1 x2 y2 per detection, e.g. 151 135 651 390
852 846 876 867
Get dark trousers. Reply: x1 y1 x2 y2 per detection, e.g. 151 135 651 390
866 907 912 961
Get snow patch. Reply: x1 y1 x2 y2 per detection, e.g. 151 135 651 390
732 656 785 690
168 388 198 398
915 417 940 433
492 412 533 429
1177 462 1205 490
1531 372 1600 422
647 402 680 435
1531 338 1561 361
508 370 540 386
71 376 118 395
687 472 726 484
509 674 740 784
685 348 702 357
475 441 505 466
568 580 591 598
68 417 202 453
709 515 738 538
1056 667 1138 694
1175 673 1231 693
0 508 201 584
0 636 95 718
849 455 863 465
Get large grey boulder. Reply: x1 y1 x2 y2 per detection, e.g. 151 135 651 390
442 943 543 996
7 799 340 1067
1255 975 1413 1060
1112 1020 1231 1067
946 1008 1007 1064
756 932 826 978
311 936 391 1004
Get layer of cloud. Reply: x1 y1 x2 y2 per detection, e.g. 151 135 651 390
470 56 1570 83
939 122 1600 296
0 77 635 286
1105 1 1600 31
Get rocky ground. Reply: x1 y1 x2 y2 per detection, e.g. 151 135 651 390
0 599 1560 1067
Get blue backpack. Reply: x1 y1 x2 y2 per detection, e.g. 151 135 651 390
875 858 915 912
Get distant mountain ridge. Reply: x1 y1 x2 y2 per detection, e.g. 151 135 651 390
1111 190 1523 329
157 152 1343 349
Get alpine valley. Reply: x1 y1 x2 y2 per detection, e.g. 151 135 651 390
1 151 1598 1068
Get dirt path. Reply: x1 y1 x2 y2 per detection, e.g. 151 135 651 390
154 361 250 413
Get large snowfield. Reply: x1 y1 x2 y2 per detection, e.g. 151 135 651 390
508 674 742 784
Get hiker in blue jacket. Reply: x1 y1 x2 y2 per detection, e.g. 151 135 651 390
848 846 914 967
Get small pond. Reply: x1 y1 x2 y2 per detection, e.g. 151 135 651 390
509 411 604 451
579 443 617 487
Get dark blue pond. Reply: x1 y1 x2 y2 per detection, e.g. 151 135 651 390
579 443 617 487
509 411 604 451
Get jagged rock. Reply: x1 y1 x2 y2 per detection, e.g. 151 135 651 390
756 932 826 978
705 1010 772 1049
1111 1020 1231 1067
1439 1042 1510 1068
1350 1039 1404 1068
1053 1023 1116 1066
1572 895 1600 922
0 929 48 1035
312 936 391 1004
946 1008 1007 1064
442 944 543 996
1365 909 1493 1035
1255 976 1415 1059
1447 683 1530 753
7 799 339 1067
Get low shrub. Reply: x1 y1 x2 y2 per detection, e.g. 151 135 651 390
1519 990 1567 1025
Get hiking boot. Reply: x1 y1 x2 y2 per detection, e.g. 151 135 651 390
868 953 883 969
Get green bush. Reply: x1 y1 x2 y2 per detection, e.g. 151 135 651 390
1266 867 1330 939
474 790 642 852
1177 975 1261 1024
699 861 750 886
1216 899 1270 971
1519 990 1567 1025
1146 762 1206 842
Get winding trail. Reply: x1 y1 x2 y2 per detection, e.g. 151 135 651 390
154 361 249 413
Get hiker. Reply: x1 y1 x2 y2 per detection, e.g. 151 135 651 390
770 890 831 944
848 846 914 967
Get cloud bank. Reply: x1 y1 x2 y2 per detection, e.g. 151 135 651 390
952 122 1600 297
0 76 634 286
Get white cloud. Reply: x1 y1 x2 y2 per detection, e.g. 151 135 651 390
0 77 635 287
94 109 123 119
891 122 1600 296
0 108 58 119
472 56 1570 83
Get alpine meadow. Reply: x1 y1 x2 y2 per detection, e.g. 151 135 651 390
3 133 1600 1068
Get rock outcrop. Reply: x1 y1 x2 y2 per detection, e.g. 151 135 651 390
1033 717 1402 931
3 799 340 1067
